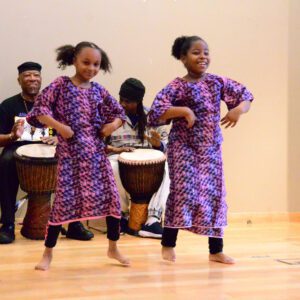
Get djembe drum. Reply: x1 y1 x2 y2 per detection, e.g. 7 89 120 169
14 144 57 240
118 149 166 235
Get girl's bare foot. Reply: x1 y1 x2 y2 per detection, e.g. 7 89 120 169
108 241 130 266
209 252 235 264
35 247 53 271
162 246 176 262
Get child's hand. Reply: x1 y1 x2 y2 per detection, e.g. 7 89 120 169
59 124 74 139
100 123 116 138
145 130 161 148
184 108 196 128
221 107 242 128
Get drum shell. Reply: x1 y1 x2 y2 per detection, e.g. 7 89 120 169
14 153 58 193
118 160 165 203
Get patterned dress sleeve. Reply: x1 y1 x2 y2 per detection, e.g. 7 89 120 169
99 87 126 124
221 77 254 110
148 83 175 127
27 77 63 128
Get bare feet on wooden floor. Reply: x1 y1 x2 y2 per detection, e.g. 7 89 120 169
107 241 130 266
162 246 176 262
35 248 53 271
209 252 235 264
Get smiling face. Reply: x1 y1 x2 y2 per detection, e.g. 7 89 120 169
181 39 210 79
18 70 41 98
73 47 101 82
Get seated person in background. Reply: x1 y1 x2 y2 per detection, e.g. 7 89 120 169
107 78 170 239
0 62 93 244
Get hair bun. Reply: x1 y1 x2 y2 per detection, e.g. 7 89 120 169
172 36 188 59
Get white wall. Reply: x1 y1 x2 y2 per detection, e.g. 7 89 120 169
0 0 292 213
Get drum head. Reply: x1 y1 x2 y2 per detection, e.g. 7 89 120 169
118 148 166 164
16 144 56 159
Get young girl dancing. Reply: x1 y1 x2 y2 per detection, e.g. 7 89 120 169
27 41 130 270
148 35 253 264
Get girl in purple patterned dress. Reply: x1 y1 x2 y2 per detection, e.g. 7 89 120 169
148 36 253 264
27 42 130 270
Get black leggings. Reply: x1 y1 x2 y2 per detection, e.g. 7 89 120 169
44 216 120 248
161 227 223 254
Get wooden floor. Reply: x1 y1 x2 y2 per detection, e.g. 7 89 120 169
0 221 300 300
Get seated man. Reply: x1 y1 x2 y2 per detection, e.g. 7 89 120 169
0 62 93 244
107 78 170 239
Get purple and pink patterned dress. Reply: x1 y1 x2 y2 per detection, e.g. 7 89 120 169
27 76 125 225
148 74 253 237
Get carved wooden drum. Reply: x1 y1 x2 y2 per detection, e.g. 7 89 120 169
14 144 57 240
118 149 166 234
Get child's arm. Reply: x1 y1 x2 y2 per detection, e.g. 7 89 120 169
160 107 196 128
100 118 123 138
37 115 74 139
221 100 251 128
220 76 253 128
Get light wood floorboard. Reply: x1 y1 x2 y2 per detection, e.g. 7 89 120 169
0 221 300 300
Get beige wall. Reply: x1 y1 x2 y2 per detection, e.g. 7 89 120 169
0 0 293 213
288 0 300 211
